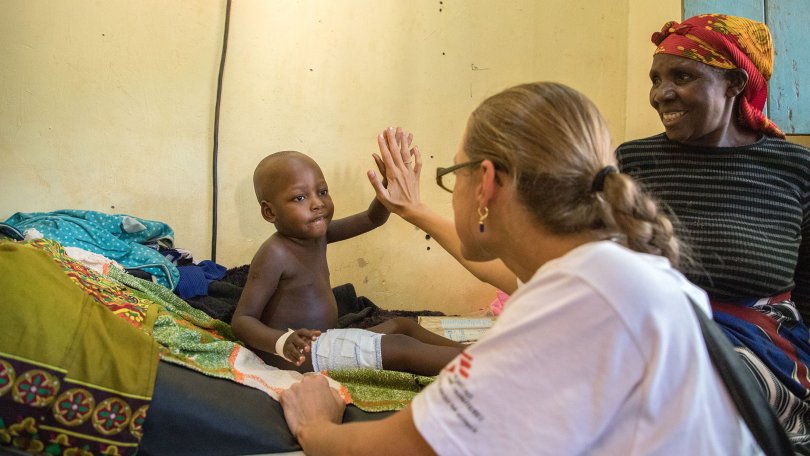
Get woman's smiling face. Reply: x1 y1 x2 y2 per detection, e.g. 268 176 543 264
649 53 738 147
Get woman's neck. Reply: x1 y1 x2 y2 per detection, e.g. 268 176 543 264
682 122 761 148
497 223 602 284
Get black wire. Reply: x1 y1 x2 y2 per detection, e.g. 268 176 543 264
211 0 232 262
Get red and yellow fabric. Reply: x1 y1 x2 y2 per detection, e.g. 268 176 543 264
651 13 785 138
0 239 159 455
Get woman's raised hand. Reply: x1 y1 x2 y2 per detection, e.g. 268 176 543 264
368 127 424 217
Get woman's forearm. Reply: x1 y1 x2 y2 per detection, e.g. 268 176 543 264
295 408 435 456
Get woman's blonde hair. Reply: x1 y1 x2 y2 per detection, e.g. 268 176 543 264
465 82 682 266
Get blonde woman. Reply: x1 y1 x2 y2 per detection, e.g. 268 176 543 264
278 82 758 455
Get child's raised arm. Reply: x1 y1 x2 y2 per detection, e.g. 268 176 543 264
326 128 413 243
325 197 390 243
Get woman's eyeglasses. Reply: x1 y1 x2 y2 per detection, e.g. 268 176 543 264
435 160 483 193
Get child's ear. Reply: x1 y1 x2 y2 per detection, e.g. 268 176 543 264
260 201 276 223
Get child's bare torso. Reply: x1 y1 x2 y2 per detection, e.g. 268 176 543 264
260 234 338 332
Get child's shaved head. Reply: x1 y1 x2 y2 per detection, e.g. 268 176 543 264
253 151 313 203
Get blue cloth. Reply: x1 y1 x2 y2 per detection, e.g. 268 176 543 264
711 298 810 400
4 210 180 289
0 223 23 240
174 260 227 300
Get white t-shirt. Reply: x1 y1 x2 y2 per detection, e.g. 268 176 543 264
411 241 762 455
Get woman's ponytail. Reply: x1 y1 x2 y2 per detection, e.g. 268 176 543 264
598 171 682 267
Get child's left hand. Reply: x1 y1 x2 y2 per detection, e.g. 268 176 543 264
283 328 321 366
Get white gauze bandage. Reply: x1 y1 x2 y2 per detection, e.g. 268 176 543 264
275 328 296 362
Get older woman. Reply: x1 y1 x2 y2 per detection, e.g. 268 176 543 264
616 14 810 445
278 82 757 455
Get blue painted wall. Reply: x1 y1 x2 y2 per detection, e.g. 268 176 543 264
684 0 763 21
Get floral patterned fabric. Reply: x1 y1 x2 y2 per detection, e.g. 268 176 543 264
27 238 151 329
0 239 159 455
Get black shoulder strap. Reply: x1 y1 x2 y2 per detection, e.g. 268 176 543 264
689 298 794 456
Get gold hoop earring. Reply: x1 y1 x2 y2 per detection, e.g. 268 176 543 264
478 207 489 233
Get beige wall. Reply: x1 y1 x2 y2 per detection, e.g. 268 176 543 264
1 0 681 314
0 1 220 256
625 0 681 139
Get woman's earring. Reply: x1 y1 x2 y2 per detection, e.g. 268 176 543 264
478 207 489 233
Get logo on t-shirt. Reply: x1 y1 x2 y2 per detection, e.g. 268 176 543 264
445 351 473 379
438 350 482 433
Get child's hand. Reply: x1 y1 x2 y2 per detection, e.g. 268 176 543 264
282 329 321 366
372 154 389 188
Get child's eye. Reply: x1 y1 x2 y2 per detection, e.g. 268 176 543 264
318 189 329 196
293 195 305 202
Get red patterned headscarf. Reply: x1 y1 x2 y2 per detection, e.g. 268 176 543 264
651 14 785 138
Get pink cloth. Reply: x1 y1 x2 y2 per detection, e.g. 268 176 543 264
489 290 510 316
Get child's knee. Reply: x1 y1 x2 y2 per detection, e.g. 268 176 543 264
381 333 416 350
390 316 418 333
381 333 422 357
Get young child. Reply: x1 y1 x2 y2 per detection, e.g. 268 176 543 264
231 149 464 375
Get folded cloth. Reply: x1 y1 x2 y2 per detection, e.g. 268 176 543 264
325 369 435 412
4 210 179 289
0 239 160 455
186 281 244 323
174 260 227 300
712 295 810 444
63 245 123 275
0 222 23 240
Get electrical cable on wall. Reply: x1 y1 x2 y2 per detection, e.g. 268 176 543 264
211 0 233 262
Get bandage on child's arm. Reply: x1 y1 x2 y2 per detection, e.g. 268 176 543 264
275 328 296 362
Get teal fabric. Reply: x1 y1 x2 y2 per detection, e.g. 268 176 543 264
5 210 179 289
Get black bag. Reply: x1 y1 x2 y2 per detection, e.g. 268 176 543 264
689 298 794 456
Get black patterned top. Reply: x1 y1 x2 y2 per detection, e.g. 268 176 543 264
616 133 810 315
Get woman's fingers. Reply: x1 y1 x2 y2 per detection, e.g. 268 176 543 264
412 145 423 175
377 131 397 171
279 375 346 437
385 127 405 166
380 127 417 170
396 128 413 164
369 127 424 215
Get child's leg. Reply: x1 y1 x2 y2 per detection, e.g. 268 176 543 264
379 334 462 376
368 317 465 349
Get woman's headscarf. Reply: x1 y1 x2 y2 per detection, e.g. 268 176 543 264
651 14 785 138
